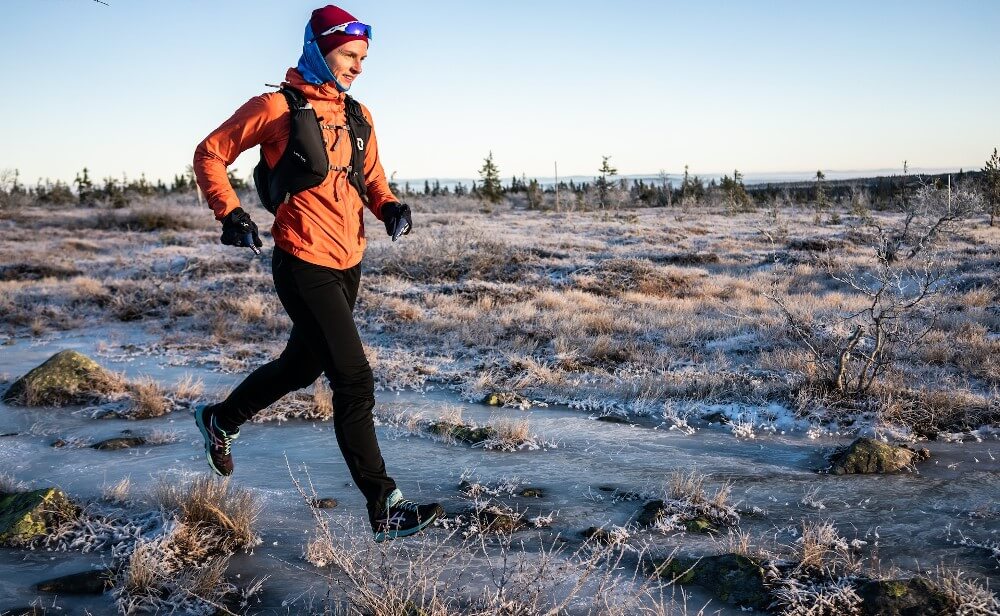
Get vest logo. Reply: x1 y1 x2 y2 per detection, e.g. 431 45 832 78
293 151 307 164
356 138 365 151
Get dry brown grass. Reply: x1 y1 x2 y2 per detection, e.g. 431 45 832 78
101 476 132 504
3 198 995 438
152 476 261 551
172 373 205 402
126 375 170 419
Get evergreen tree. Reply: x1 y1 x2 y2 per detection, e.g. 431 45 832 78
74 167 94 205
478 151 503 204
681 165 704 205
596 155 618 208
526 178 542 209
982 148 1000 226
720 168 751 213
815 170 828 212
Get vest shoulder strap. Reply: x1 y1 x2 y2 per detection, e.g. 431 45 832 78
343 94 372 205
279 86 309 110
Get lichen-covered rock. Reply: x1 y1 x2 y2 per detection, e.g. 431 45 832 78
828 438 925 474
311 497 338 509
857 577 956 615
3 350 122 407
653 553 770 610
683 516 718 534
0 488 78 546
427 421 496 445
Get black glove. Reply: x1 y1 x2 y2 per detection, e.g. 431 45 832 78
381 202 412 240
220 207 263 253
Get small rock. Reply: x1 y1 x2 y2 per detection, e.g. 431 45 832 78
3 350 121 407
857 577 956 616
0 488 78 546
473 505 525 533
311 498 338 509
595 415 631 425
35 568 114 595
50 439 67 448
652 553 770 610
636 500 666 527
915 447 931 461
828 438 922 474
91 436 147 451
519 487 544 498
701 411 730 425
581 527 614 544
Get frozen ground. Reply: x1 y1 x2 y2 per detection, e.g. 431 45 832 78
0 329 997 614
0 196 997 613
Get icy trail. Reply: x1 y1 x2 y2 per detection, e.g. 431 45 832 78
0 331 996 614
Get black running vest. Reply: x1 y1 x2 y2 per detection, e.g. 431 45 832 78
253 86 371 215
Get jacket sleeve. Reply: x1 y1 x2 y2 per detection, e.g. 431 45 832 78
193 94 284 221
359 104 399 221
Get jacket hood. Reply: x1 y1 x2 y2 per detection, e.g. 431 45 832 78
283 68 346 104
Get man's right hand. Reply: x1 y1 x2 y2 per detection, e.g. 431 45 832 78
220 207 263 253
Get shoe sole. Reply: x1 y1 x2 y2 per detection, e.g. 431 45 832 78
374 506 444 543
195 405 229 477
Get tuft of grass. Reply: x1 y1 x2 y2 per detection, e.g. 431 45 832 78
0 472 28 493
126 376 170 419
101 476 132 504
152 476 261 551
251 378 335 423
487 416 532 450
172 373 204 403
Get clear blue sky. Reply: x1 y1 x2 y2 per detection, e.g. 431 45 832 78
2 0 998 186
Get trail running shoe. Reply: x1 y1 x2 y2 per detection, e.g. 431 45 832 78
195 404 239 477
373 489 444 543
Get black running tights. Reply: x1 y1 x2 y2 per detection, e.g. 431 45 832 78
214 245 396 521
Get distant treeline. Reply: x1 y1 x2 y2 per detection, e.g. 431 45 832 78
745 170 986 206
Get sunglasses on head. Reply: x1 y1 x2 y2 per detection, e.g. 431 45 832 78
317 20 372 40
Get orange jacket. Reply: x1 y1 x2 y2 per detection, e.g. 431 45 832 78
193 68 398 269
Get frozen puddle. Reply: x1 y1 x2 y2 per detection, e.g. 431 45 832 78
1 333 997 614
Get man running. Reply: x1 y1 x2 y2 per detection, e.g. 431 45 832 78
192 4 441 542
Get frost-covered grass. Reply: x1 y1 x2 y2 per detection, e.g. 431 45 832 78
286 459 693 615
646 472 740 534
375 405 557 451
19 477 264 615
251 378 334 423
4 197 997 437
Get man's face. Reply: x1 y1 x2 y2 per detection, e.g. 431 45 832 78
324 39 368 89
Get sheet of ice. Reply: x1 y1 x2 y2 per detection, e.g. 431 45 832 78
0 332 997 614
